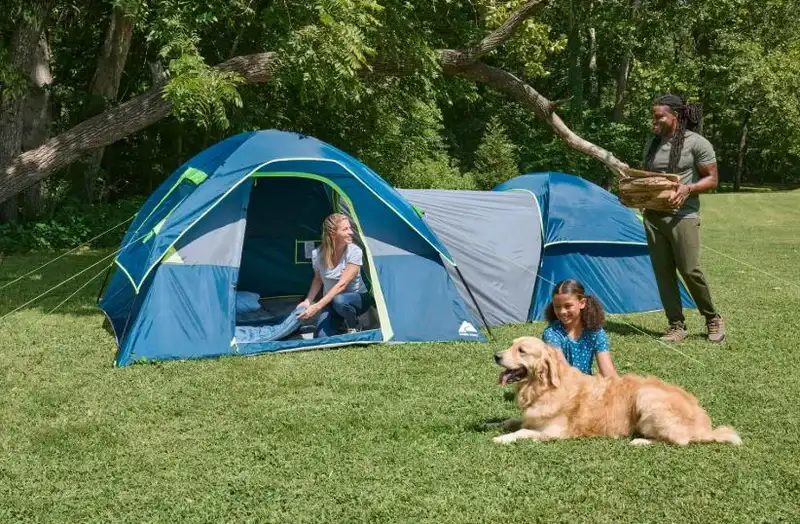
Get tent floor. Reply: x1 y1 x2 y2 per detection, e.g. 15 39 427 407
235 295 380 341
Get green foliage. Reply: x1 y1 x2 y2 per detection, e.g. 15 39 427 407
162 53 244 130
277 0 384 106
0 46 28 101
471 116 518 190
0 198 142 254
393 154 476 190
483 0 565 79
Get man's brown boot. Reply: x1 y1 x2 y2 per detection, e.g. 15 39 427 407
660 321 689 343
706 315 726 344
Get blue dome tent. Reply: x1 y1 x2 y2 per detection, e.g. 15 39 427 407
100 130 484 367
493 172 695 320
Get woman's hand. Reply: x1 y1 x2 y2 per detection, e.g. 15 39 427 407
298 298 311 310
669 183 692 208
297 302 320 320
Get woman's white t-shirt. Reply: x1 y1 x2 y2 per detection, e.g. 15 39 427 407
311 243 367 295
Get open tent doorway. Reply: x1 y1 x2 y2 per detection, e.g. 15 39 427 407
234 173 381 343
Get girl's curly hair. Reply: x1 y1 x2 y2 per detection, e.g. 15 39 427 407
544 279 605 330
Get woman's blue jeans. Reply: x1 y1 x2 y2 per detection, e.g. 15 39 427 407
315 292 370 337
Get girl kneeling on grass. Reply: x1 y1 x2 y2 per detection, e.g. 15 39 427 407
543 279 618 378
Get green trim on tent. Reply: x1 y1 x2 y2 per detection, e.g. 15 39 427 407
181 167 208 185
411 204 425 217
252 171 393 342
261 294 305 300
114 258 138 291
129 166 209 241
139 199 184 244
162 245 184 264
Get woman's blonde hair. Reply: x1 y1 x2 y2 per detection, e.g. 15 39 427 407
320 213 350 268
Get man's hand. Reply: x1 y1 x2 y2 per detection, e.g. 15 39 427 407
669 183 692 208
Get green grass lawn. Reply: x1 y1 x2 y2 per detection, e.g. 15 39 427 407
1 190 799 523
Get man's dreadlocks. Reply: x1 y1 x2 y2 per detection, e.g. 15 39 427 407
645 94 703 173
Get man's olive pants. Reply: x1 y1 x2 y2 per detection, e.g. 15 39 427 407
643 211 718 323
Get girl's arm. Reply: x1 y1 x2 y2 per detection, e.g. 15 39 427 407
596 352 618 378
593 329 617 378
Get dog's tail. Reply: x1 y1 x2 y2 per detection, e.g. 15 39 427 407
706 425 742 445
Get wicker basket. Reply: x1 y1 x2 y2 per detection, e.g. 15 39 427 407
618 168 681 211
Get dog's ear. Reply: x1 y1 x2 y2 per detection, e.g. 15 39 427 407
546 352 561 388
535 352 561 389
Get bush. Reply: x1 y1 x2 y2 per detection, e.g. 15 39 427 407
392 154 476 190
0 197 143 254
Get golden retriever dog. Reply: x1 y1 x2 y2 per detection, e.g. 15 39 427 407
491 336 741 446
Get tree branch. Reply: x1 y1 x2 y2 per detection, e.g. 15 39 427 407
448 59 627 174
458 0 548 64
0 52 279 202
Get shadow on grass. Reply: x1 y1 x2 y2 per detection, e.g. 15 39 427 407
716 183 800 193
604 319 663 338
468 417 521 433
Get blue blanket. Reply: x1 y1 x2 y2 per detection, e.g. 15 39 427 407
235 305 306 344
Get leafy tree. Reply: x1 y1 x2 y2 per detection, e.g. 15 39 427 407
472 116 518 190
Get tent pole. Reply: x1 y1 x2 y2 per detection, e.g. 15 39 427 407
95 262 114 304
453 265 494 340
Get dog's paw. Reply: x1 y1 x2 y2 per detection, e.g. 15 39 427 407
492 434 517 445
630 438 653 446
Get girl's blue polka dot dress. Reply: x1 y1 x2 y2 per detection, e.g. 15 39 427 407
542 321 609 375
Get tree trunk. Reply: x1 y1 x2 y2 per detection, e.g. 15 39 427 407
0 8 48 223
84 3 139 203
613 53 632 122
21 33 54 217
0 53 280 202
734 113 749 192
586 25 599 109
613 0 642 123
567 0 584 126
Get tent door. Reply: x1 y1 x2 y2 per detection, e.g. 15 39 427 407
234 173 381 344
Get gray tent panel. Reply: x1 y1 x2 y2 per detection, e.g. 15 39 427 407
164 182 249 267
398 189 541 327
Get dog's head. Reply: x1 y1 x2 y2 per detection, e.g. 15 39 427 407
495 336 561 389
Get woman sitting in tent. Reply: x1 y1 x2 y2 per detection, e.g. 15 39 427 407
297 213 370 337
